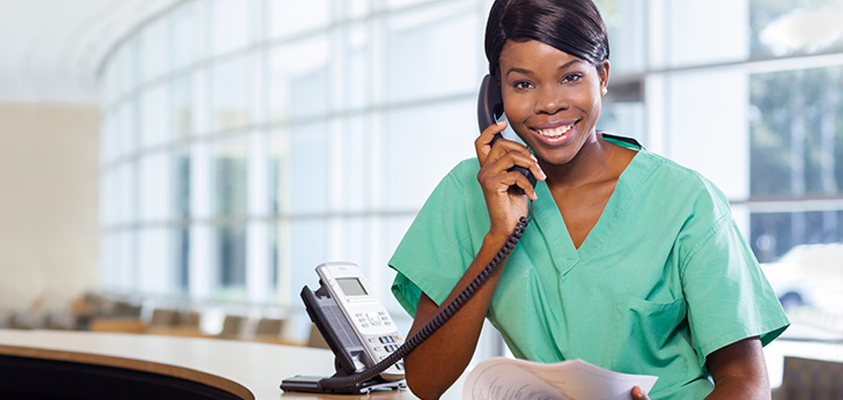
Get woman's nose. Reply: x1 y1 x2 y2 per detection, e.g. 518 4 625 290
534 88 568 114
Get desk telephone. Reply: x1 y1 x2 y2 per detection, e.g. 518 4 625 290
280 74 535 394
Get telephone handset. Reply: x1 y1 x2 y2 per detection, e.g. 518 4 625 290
477 74 537 193
281 76 536 395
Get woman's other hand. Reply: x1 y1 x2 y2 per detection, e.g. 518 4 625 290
631 386 651 400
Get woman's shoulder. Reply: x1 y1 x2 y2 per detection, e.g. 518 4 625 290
635 150 733 216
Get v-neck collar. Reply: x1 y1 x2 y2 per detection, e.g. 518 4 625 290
530 147 650 276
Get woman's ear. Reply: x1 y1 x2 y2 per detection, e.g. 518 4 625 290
599 59 610 92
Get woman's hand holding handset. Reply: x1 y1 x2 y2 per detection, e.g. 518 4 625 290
475 120 546 238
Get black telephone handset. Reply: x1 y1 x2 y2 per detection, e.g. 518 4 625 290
477 74 537 194
281 77 535 395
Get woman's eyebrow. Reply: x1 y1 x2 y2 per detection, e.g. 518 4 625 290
505 59 585 77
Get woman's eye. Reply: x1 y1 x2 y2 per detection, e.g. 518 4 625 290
513 81 534 90
561 73 583 84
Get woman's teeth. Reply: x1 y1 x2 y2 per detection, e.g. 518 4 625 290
537 122 576 138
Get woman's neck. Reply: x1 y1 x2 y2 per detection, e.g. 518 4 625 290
540 132 617 189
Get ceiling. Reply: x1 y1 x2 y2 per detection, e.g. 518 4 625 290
0 0 179 104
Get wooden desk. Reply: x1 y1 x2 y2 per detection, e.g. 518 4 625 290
0 329 464 400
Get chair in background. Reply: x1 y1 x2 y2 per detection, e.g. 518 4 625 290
777 356 843 400
218 315 247 339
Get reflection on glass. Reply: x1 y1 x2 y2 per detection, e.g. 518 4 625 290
270 36 330 120
751 0 843 57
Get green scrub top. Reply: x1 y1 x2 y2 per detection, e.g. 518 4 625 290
389 137 789 400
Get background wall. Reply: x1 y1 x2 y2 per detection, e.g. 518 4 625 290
0 103 100 315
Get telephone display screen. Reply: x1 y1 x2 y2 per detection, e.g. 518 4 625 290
337 278 368 296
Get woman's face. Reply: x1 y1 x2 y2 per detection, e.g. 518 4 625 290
498 39 609 166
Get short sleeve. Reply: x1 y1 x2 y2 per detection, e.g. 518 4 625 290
389 160 484 317
680 212 790 365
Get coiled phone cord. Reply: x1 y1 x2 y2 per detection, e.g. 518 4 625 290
318 201 534 390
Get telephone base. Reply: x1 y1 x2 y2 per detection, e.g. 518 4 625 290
280 374 406 394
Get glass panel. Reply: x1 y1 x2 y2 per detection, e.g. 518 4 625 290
270 123 329 216
332 115 372 212
270 35 330 120
174 147 192 219
384 99 477 210
172 76 193 140
599 101 645 142
210 0 252 56
116 163 137 225
339 25 371 111
269 0 331 38
289 219 327 303
138 226 173 293
176 226 190 292
210 54 254 132
140 18 170 83
750 65 843 197
212 137 249 217
217 224 247 293
290 122 329 214
665 1 749 67
386 4 479 102
595 0 646 74
139 151 173 221
171 2 198 71
751 0 843 57
139 84 171 149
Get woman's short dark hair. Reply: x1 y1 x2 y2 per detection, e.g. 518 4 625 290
484 0 609 77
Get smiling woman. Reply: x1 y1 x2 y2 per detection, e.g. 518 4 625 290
388 1 790 400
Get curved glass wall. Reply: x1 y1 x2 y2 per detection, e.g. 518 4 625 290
100 0 843 342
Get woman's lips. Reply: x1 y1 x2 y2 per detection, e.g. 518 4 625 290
531 120 579 144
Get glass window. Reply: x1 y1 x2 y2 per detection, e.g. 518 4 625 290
270 35 331 120
171 2 199 71
139 84 171 149
212 136 249 217
386 3 479 102
217 224 247 293
138 226 174 293
140 19 170 83
269 0 331 38
210 54 254 132
172 76 193 140
288 122 329 214
339 25 372 111
751 0 843 57
209 0 252 56
139 151 173 221
383 99 477 210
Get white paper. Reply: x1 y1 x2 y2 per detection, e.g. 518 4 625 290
463 357 658 400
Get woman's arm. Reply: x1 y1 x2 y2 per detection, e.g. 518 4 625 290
402 121 545 400
630 337 770 400
704 336 771 400
403 232 515 400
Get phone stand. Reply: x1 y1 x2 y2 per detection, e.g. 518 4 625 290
281 370 406 394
